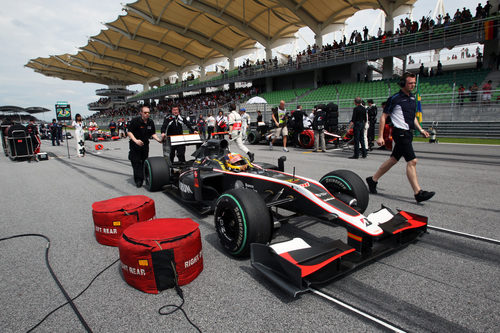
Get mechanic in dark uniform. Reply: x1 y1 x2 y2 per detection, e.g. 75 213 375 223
347 97 367 159
160 106 196 163
366 99 377 150
127 106 162 187
366 72 434 203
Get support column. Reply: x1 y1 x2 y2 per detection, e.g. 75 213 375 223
265 47 272 61
160 77 165 86
314 69 322 88
143 82 150 91
266 76 273 93
382 9 394 79
199 65 206 81
315 34 323 48
177 72 182 83
382 57 394 79
384 8 394 33
228 56 235 71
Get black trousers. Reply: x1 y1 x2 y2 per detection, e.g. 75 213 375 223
129 143 149 183
353 121 367 157
367 120 376 145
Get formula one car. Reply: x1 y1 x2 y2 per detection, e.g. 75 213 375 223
144 134 427 296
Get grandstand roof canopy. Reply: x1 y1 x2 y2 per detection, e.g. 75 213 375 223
25 0 416 87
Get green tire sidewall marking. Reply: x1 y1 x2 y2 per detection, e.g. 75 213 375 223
219 193 248 255
320 176 352 191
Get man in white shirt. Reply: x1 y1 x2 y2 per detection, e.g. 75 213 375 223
227 103 254 162
206 113 216 138
239 108 251 141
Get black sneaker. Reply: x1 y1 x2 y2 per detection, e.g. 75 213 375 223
135 180 143 188
415 190 435 202
247 152 255 162
348 155 359 159
366 176 378 194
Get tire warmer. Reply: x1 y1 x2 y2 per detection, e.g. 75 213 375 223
92 195 156 246
118 218 203 294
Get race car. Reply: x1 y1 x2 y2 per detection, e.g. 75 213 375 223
144 134 427 296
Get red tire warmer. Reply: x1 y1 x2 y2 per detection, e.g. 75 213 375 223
118 218 203 294
298 129 314 148
92 195 156 247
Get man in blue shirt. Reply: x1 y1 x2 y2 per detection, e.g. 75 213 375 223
366 72 435 203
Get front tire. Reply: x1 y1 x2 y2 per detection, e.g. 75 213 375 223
320 169 369 213
144 157 171 191
214 188 272 258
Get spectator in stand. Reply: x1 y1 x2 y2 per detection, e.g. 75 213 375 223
470 83 479 101
482 80 493 103
458 84 466 105
206 113 215 138
437 60 443 75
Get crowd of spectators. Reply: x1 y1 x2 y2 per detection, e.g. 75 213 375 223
85 87 258 121
88 97 110 107
233 3 497 75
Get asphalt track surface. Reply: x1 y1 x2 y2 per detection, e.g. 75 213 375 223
1 136 499 333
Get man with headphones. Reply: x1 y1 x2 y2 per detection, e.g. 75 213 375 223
366 72 435 203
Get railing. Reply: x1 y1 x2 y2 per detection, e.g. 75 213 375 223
128 15 499 101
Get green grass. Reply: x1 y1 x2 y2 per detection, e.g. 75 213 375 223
412 137 500 145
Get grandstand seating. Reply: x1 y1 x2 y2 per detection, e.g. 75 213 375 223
281 68 493 108
256 88 309 105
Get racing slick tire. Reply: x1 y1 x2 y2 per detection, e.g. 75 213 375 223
247 130 261 144
298 129 314 148
319 169 369 214
214 188 272 258
144 157 171 192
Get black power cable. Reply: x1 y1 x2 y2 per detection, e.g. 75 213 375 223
27 258 120 332
0 234 94 332
158 286 202 333
2 233 202 332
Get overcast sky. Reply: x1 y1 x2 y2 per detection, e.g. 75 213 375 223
0 0 482 120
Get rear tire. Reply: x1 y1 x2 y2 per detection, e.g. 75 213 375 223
214 188 272 258
144 157 171 192
247 131 261 144
320 169 369 213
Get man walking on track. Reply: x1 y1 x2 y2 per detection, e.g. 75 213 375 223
227 103 254 162
366 72 435 203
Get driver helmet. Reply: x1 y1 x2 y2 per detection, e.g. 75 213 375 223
224 153 249 171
